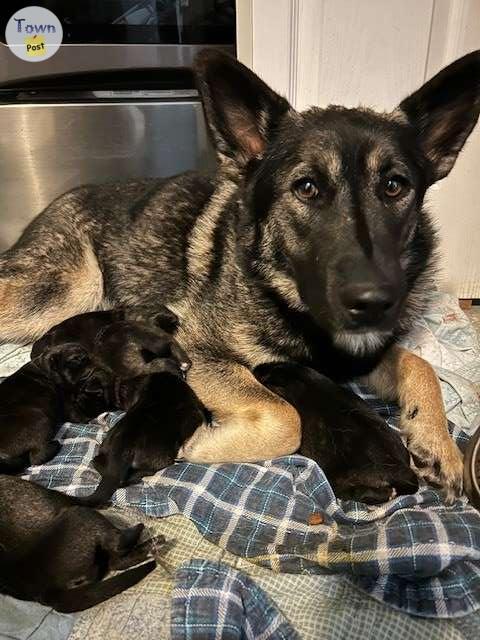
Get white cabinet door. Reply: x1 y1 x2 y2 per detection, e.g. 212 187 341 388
237 0 480 297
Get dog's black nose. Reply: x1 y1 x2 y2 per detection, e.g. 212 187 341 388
340 284 395 326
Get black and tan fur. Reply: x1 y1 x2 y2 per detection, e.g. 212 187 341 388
1 50 479 502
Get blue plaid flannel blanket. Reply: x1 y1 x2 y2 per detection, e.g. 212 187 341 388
20 384 480 621
171 560 300 639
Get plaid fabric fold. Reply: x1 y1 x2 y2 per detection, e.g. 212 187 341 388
20 385 480 619
171 560 300 639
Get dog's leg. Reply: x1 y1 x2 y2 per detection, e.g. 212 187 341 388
362 345 463 502
0 190 104 343
178 360 301 463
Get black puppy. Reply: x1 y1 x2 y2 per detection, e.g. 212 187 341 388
0 343 114 473
254 363 418 503
80 366 207 506
0 475 158 612
31 309 123 358
31 306 191 378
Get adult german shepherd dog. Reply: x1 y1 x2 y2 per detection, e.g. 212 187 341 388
1 50 479 502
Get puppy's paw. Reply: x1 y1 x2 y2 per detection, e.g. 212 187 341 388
404 411 463 504
334 475 413 505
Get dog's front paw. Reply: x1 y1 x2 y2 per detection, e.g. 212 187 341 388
404 412 463 504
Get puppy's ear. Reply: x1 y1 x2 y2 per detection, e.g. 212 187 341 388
41 343 91 385
153 307 179 334
398 50 480 183
194 49 292 166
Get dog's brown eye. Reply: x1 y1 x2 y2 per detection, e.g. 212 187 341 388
384 177 406 198
293 179 319 201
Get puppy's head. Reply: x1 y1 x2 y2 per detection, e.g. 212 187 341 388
195 49 480 357
253 361 316 405
68 368 115 423
38 343 92 387
38 342 114 422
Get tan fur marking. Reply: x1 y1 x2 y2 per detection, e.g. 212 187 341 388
388 108 409 125
365 146 385 173
0 243 103 343
178 360 301 463
323 149 342 181
269 272 302 305
186 178 237 284
231 324 279 368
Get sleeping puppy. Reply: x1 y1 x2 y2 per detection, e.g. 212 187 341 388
254 362 418 503
31 309 124 358
79 365 207 506
0 343 114 473
31 306 191 378
0 475 158 612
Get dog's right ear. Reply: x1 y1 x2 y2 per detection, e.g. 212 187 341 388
194 49 291 166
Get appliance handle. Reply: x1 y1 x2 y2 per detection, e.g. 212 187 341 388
0 66 195 93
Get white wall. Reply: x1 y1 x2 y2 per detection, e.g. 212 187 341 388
237 0 480 297
426 0 480 297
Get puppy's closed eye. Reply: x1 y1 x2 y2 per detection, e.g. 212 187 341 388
66 575 91 589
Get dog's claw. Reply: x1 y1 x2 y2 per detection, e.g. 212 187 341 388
407 427 464 505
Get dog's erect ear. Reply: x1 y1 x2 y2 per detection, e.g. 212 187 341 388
398 50 480 183
194 49 291 165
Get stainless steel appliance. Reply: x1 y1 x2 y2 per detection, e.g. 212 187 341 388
0 1 236 250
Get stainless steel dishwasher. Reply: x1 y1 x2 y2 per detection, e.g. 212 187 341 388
0 0 236 250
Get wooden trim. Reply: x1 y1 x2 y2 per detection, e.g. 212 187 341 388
288 0 300 105
250 0 295 99
236 0 254 68
426 0 470 77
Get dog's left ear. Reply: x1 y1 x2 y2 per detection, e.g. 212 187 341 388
398 50 480 183
194 49 291 165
